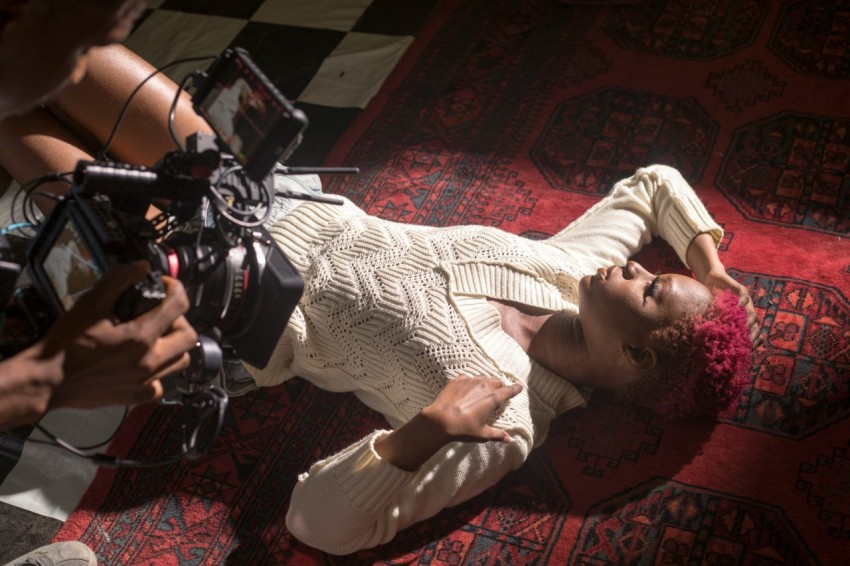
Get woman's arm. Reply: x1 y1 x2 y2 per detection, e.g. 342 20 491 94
286 376 527 555
546 165 761 345
544 164 722 275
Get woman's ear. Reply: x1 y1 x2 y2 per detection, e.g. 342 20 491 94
621 343 657 370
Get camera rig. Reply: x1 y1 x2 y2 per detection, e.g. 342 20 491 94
2 47 354 466
29 132 306 366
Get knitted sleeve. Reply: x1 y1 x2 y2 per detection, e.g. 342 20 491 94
545 164 723 273
285 427 530 555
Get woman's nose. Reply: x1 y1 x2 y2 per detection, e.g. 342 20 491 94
622 261 650 280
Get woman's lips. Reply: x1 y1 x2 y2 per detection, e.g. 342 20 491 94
593 265 619 283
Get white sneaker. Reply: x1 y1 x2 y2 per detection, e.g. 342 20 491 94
2 542 96 566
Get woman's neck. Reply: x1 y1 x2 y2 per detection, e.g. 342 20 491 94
487 299 599 386
527 311 598 385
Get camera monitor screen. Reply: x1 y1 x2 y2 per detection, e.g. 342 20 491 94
42 218 102 311
195 48 308 181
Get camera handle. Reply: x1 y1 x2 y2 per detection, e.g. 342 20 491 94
33 336 229 468
272 165 358 206
273 189 345 206
279 166 359 175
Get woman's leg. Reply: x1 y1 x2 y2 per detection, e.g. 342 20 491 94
47 44 213 167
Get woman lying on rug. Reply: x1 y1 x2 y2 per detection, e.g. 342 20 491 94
0 44 760 556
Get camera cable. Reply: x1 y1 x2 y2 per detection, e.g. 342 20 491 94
97 55 218 161
9 172 72 236
28 387 227 468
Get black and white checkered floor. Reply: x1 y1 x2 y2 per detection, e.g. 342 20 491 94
134 0 439 166
0 0 440 558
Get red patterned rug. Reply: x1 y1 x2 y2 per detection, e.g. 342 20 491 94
55 0 849 563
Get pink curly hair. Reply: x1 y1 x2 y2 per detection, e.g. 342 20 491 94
618 289 753 419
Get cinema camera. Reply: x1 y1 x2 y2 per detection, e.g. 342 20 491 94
1 48 352 465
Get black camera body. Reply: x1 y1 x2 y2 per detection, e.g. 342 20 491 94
25 145 304 369
0 47 358 465
18 47 311 373
0 47 359 465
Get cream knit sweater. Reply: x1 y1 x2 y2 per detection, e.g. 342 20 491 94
247 165 722 554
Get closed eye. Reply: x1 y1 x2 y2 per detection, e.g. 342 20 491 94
643 277 660 303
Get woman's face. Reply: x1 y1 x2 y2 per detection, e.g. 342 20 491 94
578 261 712 375
0 0 145 119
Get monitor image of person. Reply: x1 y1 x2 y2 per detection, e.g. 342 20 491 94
43 221 102 311
203 77 253 159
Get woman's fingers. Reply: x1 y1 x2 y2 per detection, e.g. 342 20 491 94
735 285 763 349
430 375 523 443
481 425 513 444
494 380 524 402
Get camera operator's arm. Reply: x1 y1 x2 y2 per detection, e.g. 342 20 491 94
0 106 93 211
0 262 197 429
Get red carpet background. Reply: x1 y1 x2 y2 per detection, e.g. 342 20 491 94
56 0 849 563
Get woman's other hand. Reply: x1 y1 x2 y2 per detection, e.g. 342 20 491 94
375 375 523 471
420 375 523 444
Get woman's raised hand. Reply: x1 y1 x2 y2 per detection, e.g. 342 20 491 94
699 269 762 349
686 233 762 348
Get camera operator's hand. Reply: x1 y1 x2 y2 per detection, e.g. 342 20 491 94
0 262 196 429
41 262 197 410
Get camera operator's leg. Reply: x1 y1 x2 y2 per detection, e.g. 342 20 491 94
47 44 213 167
0 107 94 212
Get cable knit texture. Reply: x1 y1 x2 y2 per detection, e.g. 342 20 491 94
246 165 722 554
